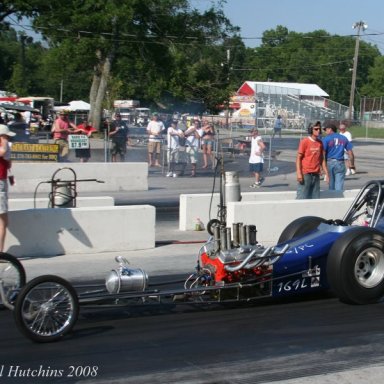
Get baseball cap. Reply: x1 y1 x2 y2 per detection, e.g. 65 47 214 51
0 124 16 137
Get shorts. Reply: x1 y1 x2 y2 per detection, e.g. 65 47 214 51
55 139 69 159
111 141 127 156
0 179 8 214
186 146 198 164
249 163 263 173
148 141 161 154
202 139 214 147
75 148 91 159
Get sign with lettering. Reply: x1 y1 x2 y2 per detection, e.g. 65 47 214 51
68 135 89 149
10 143 59 162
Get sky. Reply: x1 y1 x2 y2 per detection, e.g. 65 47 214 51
191 0 384 52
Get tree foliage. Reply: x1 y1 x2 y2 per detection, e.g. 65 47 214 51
242 26 381 106
0 3 383 127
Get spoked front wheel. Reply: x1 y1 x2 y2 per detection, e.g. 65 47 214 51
0 252 26 308
14 275 79 343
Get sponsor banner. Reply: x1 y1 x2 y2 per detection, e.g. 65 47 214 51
10 143 59 162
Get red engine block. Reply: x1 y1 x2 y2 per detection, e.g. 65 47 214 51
200 252 271 283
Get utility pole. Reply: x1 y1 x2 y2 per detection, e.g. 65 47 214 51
348 21 367 121
225 48 230 131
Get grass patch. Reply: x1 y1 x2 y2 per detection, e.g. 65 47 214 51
349 125 384 139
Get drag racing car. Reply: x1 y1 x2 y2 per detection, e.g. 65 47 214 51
1 180 384 343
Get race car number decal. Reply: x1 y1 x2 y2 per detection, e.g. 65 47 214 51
277 279 308 292
277 266 321 293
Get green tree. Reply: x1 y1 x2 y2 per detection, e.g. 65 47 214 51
241 26 381 106
361 56 384 96
24 0 241 128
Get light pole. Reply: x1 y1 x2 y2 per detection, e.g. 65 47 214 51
348 21 367 121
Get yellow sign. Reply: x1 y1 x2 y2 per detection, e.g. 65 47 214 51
10 143 59 162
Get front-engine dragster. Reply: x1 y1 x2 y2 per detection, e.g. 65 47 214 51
2 180 384 343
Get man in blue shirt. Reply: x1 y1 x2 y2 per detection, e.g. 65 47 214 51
323 123 355 191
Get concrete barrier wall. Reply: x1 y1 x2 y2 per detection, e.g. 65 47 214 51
227 198 354 245
179 189 359 231
6 205 155 257
10 162 148 193
9 196 115 210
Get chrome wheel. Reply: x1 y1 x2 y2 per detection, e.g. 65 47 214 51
15 276 78 342
354 247 384 288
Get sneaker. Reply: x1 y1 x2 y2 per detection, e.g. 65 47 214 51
350 168 356 175
173 173 178 178
345 169 351 176
166 172 172 177
259 177 265 185
250 182 261 188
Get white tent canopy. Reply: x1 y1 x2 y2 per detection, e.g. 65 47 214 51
54 100 90 111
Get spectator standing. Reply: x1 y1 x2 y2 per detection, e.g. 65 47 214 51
75 120 97 163
184 119 203 177
166 120 185 177
8 112 30 142
249 128 266 188
52 110 77 162
339 122 356 176
0 124 16 252
272 115 283 138
323 123 355 191
201 121 215 169
109 113 129 162
147 113 165 167
296 122 329 199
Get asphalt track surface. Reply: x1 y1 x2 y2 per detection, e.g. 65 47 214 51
2 136 384 384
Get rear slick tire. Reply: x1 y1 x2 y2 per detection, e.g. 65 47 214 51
327 227 384 304
277 216 326 244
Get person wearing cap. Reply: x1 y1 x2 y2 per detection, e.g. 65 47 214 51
323 123 355 191
0 124 16 251
339 122 356 176
52 110 78 161
75 120 97 162
184 119 203 177
109 113 129 162
249 128 266 188
296 121 329 199
146 113 165 167
166 120 185 177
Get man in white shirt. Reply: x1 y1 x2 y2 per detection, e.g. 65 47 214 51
249 128 266 188
146 113 165 167
339 122 355 176
184 120 203 177
166 120 185 177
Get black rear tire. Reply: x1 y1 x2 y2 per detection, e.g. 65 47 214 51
0 252 26 308
278 216 326 244
14 275 79 342
327 227 384 304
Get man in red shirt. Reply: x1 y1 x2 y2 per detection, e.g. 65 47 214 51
52 110 78 161
75 120 97 162
296 122 329 199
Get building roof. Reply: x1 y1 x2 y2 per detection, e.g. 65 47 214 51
237 81 329 98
